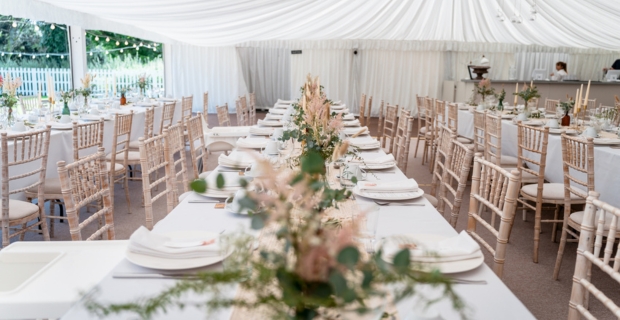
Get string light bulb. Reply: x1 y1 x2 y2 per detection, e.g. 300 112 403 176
115 41 119 46
34 25 39 31
32 55 36 59
61 55 64 59
95 36 99 41
12 21 17 28
153 47 157 52
50 24 55 30
46 54 49 58
1 53 4 56
105 50 109 55
105 37 110 42
120 49 124 53
133 43 137 47
89 52 93 56
139 42 143 46
124 41 128 45
18 53 22 57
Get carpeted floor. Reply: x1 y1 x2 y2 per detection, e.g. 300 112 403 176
8 112 619 319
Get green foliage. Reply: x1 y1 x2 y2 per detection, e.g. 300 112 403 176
514 85 541 104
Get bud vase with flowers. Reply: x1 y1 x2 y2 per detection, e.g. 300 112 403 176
0 74 22 128
78 73 96 114
136 74 151 100
559 99 575 126
475 78 495 109
119 87 128 105
513 84 540 118
59 90 74 115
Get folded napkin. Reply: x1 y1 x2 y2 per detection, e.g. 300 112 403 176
128 226 221 259
332 100 342 105
350 154 395 165
343 126 369 135
249 126 275 135
389 231 481 263
343 114 355 120
265 114 283 120
158 98 178 103
331 104 345 110
277 99 293 104
236 137 269 149
269 108 287 115
332 108 349 114
218 152 255 168
357 179 418 193
348 137 380 148
257 119 283 127
343 119 360 127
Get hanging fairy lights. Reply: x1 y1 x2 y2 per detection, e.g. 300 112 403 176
496 0 537 24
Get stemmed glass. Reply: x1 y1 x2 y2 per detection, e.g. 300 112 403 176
354 203 380 253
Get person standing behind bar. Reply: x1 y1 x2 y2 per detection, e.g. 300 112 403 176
550 61 568 80
603 59 620 71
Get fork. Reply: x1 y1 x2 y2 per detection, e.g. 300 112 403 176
373 200 425 206
450 278 488 285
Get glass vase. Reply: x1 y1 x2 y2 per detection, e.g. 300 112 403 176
497 99 504 112
62 101 71 115
1 107 15 129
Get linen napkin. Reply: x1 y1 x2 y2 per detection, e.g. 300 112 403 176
348 137 380 149
218 152 255 168
357 179 418 193
331 104 345 110
257 119 283 127
236 137 269 149
410 231 481 262
343 119 361 127
277 99 293 104
265 114 283 120
349 154 395 165
128 226 221 259
269 108 287 115
343 113 355 120
343 126 369 135
249 126 274 135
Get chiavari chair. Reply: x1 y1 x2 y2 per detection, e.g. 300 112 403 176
376 100 384 144
249 92 257 125
467 154 521 278
567 191 620 320
187 114 209 180
236 98 248 126
365 96 373 127
430 125 454 202
382 104 399 154
484 112 518 167
181 95 193 123
434 99 446 126
129 107 155 151
394 110 413 174
552 134 595 279
106 111 134 214
167 121 190 197
447 102 473 144
19 95 41 114
438 138 475 227
160 101 176 134
544 99 560 115
473 110 486 153
203 91 209 118
217 104 231 127
1 126 52 248
421 97 435 166
138 133 175 230
359 93 367 127
413 95 427 159
57 148 114 240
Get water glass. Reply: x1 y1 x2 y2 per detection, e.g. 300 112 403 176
354 203 380 253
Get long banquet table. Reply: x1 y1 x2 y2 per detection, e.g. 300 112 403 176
6 101 183 199
454 107 620 208
56 134 534 319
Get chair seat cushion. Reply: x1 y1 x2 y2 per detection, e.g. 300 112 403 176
25 178 62 197
499 155 518 166
4 199 39 220
456 136 472 144
107 162 125 173
569 211 620 231
521 183 583 201
128 140 140 150
419 127 428 134
424 194 439 208
106 151 141 163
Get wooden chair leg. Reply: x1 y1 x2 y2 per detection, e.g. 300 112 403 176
49 200 55 238
124 173 132 214
413 136 422 158
551 204 560 242
533 207 542 263
552 206 572 280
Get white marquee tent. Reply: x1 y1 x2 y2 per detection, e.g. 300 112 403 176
3 0 620 115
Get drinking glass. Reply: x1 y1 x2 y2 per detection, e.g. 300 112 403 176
355 203 380 253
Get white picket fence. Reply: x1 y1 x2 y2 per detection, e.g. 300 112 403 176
0 67 164 96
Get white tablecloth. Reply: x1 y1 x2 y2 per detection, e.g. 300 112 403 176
60 139 533 319
455 109 620 207
6 101 182 200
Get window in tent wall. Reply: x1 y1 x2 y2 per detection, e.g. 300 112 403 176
0 15 72 111
85 30 164 100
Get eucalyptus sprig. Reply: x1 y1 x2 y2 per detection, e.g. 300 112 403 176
513 84 540 105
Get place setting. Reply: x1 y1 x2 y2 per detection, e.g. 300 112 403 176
352 179 426 204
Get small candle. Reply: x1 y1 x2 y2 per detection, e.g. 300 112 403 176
574 88 579 116
514 82 518 105
578 84 584 113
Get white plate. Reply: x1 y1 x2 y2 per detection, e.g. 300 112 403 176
381 234 484 274
258 120 283 127
351 143 381 150
352 186 425 201
125 231 232 270
522 120 544 126
81 115 111 121
549 128 578 135
195 189 237 199
592 138 620 145
357 162 396 170
50 123 73 130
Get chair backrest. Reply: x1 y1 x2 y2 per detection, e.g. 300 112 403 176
516 122 550 209
383 104 399 153
430 125 455 197
484 112 503 166
434 100 446 125
394 111 413 173
160 101 176 134
19 96 41 114
181 95 193 122
1 126 52 247
424 98 436 142
143 107 155 140
166 121 190 196
359 93 367 126
235 99 246 126
376 100 385 142
544 99 560 114
447 102 459 132
217 104 231 127
186 114 208 180
473 110 486 153
203 91 209 116
366 96 373 126
441 138 475 227
73 119 104 161
467 155 521 278
415 95 426 134
110 111 134 175
561 134 595 200
567 191 620 320
57 148 114 240
240 96 249 125
249 92 257 125
138 134 175 229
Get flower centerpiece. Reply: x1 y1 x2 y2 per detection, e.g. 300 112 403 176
59 90 74 115
513 83 540 116
119 86 128 105
86 151 466 319
495 88 506 111
77 73 96 111
0 74 22 127
475 78 495 104
136 74 151 99
282 75 344 168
